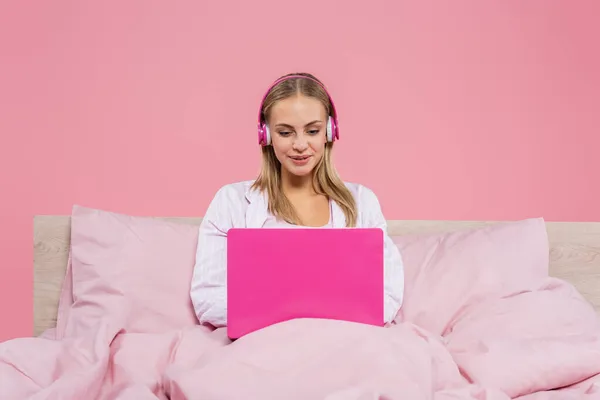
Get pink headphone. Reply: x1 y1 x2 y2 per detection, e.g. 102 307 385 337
257 74 340 146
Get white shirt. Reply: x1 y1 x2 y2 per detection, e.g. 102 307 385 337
190 180 405 327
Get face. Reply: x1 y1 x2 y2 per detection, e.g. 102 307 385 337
267 94 328 178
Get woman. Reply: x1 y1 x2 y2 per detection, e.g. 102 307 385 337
190 72 404 327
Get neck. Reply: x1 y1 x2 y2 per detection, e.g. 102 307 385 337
281 169 315 196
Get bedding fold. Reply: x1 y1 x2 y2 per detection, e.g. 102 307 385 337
2 277 600 399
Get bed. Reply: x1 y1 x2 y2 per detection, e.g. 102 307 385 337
33 216 600 335
15 213 600 399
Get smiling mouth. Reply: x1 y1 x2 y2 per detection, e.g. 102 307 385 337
289 155 311 160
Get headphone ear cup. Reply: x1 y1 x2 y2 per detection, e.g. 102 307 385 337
326 117 333 142
258 124 265 145
258 123 271 146
264 124 271 145
330 116 339 142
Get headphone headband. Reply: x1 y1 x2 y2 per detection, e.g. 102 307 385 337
257 74 339 146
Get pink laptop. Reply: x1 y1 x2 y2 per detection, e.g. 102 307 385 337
226 228 384 339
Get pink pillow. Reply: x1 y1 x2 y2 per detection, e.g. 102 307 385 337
443 278 600 397
56 205 200 338
392 218 549 336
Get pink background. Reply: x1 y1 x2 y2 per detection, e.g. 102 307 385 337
1 1 599 341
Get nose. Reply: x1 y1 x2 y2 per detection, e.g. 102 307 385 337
292 132 309 151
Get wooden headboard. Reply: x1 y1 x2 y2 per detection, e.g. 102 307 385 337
33 217 600 336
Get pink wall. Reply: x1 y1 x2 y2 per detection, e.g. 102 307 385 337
1 1 599 341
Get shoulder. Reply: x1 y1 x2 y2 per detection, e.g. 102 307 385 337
204 180 255 217
343 182 386 226
209 180 254 203
342 181 381 207
202 180 255 227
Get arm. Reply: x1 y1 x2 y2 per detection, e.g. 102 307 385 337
190 186 234 327
360 187 405 324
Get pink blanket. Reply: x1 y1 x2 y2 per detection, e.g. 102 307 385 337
2 278 600 400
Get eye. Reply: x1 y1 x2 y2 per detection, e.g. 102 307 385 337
308 129 320 135
278 131 292 137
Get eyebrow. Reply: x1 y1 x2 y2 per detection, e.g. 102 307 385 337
274 120 323 129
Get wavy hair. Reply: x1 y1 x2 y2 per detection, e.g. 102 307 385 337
251 72 357 227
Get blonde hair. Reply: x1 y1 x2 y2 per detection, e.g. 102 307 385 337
251 72 358 227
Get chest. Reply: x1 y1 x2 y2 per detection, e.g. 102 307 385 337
289 195 331 227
